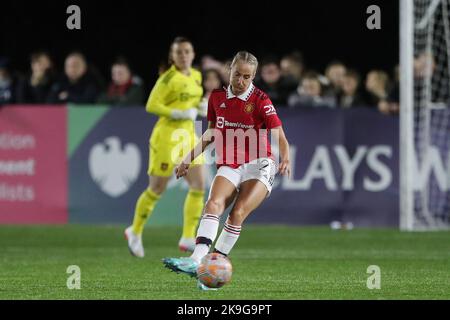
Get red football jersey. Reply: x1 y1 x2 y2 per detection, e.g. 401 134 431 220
207 83 282 168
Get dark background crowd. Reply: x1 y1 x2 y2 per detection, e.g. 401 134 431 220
0 50 399 115
0 0 401 115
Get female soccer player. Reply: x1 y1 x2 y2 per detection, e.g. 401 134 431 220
163 51 291 289
125 37 207 257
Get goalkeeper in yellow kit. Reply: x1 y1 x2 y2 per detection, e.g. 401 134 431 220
125 37 207 257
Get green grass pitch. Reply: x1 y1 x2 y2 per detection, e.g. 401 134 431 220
0 225 449 299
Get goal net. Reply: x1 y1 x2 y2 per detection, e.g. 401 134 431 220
400 0 450 230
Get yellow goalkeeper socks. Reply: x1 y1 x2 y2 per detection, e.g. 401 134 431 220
182 189 205 239
131 188 161 235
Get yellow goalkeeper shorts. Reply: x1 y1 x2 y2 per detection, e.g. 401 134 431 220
147 125 204 177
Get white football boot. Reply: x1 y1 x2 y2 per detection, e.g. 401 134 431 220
124 226 144 258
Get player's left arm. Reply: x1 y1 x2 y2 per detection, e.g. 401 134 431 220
259 99 291 178
271 126 291 178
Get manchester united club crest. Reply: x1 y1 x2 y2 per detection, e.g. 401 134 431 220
244 103 255 114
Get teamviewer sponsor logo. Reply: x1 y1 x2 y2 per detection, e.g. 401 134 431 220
217 117 225 128
224 120 255 129
216 117 255 130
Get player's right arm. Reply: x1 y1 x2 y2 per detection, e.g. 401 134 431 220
175 121 216 179
146 74 198 120
175 96 217 178
145 74 174 117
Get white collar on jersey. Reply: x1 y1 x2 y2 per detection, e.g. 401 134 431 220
226 83 255 101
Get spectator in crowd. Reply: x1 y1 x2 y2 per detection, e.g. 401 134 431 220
288 71 335 108
365 70 390 106
201 55 223 72
414 51 436 79
280 50 305 88
202 68 224 99
219 60 232 86
380 52 437 115
338 69 367 108
97 57 145 106
47 51 101 104
0 57 17 105
198 68 225 117
16 51 56 104
380 52 439 116
200 55 230 86
414 51 449 104
379 65 399 115
322 61 346 102
255 56 296 106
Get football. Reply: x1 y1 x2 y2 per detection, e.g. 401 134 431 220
196 253 232 288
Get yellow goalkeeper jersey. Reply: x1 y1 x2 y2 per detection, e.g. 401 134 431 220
146 64 203 134
146 65 204 176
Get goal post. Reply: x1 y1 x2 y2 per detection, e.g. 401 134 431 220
400 0 415 231
400 0 450 231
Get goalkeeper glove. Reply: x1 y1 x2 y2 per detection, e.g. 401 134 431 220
170 108 198 121
198 98 208 117
183 108 198 121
